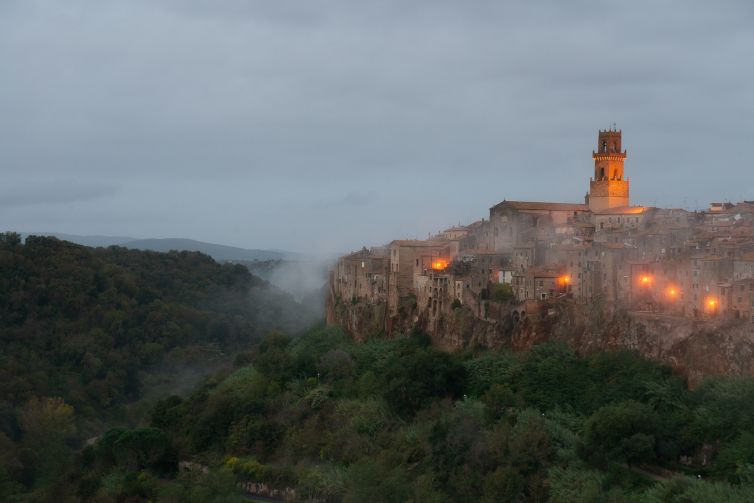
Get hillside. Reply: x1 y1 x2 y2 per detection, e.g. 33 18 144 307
58 327 754 502
5 232 754 502
0 233 320 498
121 238 287 262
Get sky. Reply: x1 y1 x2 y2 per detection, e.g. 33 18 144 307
1 0 753 253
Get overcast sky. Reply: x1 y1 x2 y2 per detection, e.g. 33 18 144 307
2 1 753 253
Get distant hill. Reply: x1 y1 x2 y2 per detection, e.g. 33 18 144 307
19 232 290 261
120 238 286 261
20 232 136 248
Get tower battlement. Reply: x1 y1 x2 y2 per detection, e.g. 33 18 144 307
588 128 629 210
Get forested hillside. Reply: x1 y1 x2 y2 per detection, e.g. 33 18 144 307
0 233 319 499
6 232 754 502
58 326 754 502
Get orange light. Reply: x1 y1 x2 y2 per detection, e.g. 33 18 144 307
431 259 448 270
705 296 719 315
558 275 570 286
639 275 652 286
666 286 679 299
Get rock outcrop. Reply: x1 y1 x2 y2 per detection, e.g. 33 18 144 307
328 288 754 386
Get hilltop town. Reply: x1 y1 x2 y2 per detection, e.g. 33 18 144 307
327 129 754 379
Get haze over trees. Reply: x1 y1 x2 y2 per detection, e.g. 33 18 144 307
84 327 754 502
4 232 754 502
0 233 317 499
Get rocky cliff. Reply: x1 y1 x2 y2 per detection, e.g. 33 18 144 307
327 289 754 386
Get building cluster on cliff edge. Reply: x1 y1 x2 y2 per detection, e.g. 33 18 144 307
328 129 754 337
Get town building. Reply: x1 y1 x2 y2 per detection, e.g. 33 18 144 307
329 128 754 332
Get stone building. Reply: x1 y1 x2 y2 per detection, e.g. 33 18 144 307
328 127 754 338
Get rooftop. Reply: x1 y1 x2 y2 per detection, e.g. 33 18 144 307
389 239 449 247
491 200 589 212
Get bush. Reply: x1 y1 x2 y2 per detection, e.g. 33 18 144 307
491 283 514 302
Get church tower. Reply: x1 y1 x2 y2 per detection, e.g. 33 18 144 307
588 127 629 211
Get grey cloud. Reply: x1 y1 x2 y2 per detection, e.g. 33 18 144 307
0 180 118 208
311 190 378 209
0 0 752 252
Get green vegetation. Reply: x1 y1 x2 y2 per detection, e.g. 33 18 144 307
5 232 754 501
491 282 514 302
0 233 316 501
65 327 754 502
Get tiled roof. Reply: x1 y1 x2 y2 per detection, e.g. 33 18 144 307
389 240 448 247
492 200 589 212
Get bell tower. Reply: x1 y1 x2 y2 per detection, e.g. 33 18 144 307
588 127 629 211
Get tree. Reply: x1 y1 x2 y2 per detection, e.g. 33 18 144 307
382 346 466 417
482 466 525 503
18 396 76 485
95 427 175 474
491 283 514 302
582 401 658 467
547 466 605 503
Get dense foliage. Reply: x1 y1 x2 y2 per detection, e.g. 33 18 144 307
0 233 317 499
5 232 754 502
60 326 754 502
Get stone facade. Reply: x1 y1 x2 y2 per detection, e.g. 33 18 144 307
588 128 630 211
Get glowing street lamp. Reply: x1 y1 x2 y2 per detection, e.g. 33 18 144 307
666 286 679 300
557 275 570 291
705 296 718 315
431 259 448 270
639 275 653 287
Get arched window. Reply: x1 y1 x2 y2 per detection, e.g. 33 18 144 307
602 140 607 152
600 167 605 179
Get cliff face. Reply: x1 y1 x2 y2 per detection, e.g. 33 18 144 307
537 305 754 386
327 288 754 386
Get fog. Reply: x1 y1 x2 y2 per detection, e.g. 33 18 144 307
1 0 753 254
